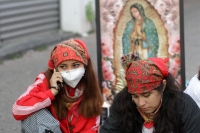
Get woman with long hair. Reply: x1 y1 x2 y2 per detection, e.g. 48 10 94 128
12 39 103 133
100 57 200 133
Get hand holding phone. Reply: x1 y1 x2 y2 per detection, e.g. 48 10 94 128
54 67 64 88
49 69 62 95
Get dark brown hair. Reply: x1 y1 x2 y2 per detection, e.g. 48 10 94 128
45 58 103 119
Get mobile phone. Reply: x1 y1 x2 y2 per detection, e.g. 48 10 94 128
53 62 64 93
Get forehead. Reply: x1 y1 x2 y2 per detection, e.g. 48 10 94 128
132 89 160 96
59 60 82 65
132 91 150 96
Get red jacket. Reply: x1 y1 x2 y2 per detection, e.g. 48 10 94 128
12 73 100 133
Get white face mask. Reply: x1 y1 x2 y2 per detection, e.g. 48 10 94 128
60 67 85 88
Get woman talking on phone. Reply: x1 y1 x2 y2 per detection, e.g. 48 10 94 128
12 39 103 133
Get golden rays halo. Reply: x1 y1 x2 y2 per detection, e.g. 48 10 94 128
113 0 168 92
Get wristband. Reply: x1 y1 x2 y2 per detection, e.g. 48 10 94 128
50 86 59 90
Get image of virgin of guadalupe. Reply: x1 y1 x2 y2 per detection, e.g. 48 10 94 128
113 0 168 92
122 3 159 59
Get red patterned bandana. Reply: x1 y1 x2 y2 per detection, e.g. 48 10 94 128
48 39 89 69
125 58 168 94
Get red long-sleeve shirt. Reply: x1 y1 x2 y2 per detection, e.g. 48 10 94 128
12 72 100 133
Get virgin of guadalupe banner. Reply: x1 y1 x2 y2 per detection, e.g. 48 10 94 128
97 0 184 103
